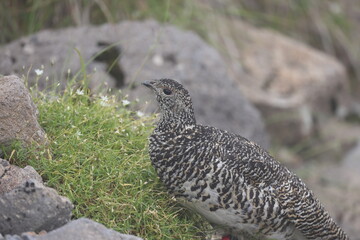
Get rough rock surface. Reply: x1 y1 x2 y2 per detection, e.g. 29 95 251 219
37 218 142 240
204 14 349 144
0 75 47 146
0 20 269 148
0 158 42 194
0 218 142 240
0 158 71 235
0 176 73 235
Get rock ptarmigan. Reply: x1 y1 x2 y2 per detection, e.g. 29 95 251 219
142 78 349 240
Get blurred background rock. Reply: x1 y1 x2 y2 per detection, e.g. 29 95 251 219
1 0 359 238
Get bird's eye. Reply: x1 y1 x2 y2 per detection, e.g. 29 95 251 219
163 88 172 95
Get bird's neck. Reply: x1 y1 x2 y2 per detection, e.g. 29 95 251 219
156 109 196 133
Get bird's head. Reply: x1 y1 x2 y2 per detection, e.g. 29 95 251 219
142 79 196 129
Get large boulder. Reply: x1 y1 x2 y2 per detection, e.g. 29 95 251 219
1 218 143 240
0 159 73 235
0 20 269 148
205 15 349 144
0 75 47 146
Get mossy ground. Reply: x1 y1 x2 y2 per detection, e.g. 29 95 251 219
5 83 210 239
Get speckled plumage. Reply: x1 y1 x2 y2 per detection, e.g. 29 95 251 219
143 79 349 240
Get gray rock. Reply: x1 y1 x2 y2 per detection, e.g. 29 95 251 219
0 20 269 148
1 233 40 240
1 235 24 240
339 140 360 238
0 159 42 194
203 13 349 145
32 218 142 240
343 139 360 170
0 75 47 146
0 180 73 235
1 235 29 240
0 218 142 240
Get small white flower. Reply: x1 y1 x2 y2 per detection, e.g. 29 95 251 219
76 89 84 96
136 111 145 117
121 99 131 106
100 95 109 101
75 130 82 136
100 95 110 106
34 69 43 76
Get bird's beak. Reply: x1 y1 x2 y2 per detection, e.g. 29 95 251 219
142 81 151 88
142 80 156 91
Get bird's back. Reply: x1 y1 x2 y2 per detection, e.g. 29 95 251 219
149 124 348 240
220 130 349 240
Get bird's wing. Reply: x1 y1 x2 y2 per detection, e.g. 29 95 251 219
222 134 348 239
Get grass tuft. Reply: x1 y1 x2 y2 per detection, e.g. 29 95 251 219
5 79 210 239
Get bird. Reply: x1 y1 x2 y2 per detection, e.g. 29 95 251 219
142 78 349 240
